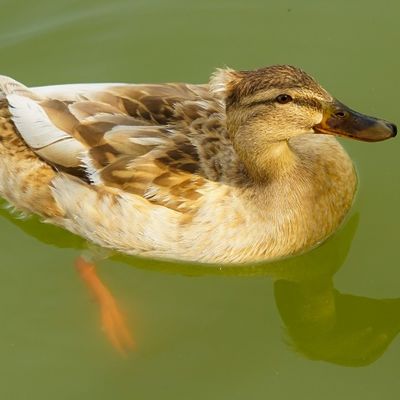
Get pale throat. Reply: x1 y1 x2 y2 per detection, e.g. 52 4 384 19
239 139 299 182
260 140 298 177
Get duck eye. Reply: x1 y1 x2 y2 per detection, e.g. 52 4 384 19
276 94 293 104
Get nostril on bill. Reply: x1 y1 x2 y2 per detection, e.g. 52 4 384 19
334 110 347 118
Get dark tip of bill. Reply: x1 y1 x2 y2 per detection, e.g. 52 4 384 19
387 122 397 137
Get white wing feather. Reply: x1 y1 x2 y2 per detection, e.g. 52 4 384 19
7 94 72 148
31 83 123 101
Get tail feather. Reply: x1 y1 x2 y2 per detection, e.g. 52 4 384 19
0 75 42 100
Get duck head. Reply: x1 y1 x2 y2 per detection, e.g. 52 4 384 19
211 65 396 143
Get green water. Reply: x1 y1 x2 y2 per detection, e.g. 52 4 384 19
0 0 399 399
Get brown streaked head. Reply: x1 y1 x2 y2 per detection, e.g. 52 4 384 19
225 65 329 107
210 65 396 143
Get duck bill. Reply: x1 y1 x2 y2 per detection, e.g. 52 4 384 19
313 100 397 142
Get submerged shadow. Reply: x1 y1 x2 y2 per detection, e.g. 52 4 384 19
2 202 399 367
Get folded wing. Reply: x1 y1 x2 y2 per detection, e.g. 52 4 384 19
0 76 232 212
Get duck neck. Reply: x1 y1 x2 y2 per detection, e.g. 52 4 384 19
235 138 298 183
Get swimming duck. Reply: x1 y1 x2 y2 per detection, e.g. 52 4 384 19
0 65 396 263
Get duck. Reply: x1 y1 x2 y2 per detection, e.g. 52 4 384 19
0 65 396 264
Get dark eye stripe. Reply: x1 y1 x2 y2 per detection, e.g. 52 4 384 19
246 99 275 107
293 98 322 110
247 97 322 110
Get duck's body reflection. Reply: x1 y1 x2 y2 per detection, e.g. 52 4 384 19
278 285 400 366
269 215 400 367
2 207 399 366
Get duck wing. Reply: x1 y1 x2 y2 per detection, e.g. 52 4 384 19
0 76 240 212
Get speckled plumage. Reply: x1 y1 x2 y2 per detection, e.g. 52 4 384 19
0 65 394 263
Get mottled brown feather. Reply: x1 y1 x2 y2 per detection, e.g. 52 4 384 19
28 82 239 211
0 101 62 217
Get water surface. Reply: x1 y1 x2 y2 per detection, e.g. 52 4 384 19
0 1 399 399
